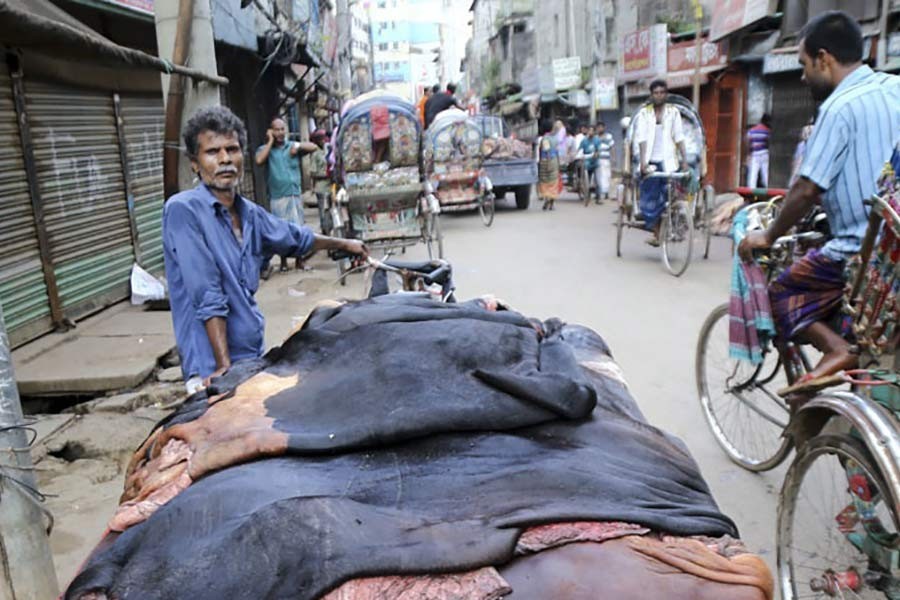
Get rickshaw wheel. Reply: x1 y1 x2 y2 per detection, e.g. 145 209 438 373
778 433 900 600
661 200 693 277
616 202 624 258
331 227 350 286
479 193 495 227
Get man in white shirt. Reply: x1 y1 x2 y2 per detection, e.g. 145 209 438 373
633 80 688 245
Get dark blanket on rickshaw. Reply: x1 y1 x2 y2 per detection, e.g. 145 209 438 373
66 294 737 600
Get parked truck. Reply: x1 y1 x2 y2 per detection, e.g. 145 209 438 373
471 115 537 210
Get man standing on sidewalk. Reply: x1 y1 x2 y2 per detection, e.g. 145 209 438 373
255 117 317 271
164 106 367 393
746 114 771 188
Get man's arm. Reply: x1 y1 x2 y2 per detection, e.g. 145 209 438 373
255 129 275 165
163 201 232 377
256 204 368 260
290 141 319 157
204 317 231 382
738 177 822 262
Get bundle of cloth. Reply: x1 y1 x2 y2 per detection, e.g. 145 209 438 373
481 137 532 160
66 294 772 600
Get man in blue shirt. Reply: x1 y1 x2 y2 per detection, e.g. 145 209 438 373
255 117 317 271
739 11 900 391
164 106 367 392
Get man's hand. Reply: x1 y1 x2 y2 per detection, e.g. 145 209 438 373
203 364 230 388
341 239 369 260
266 128 275 145
737 230 771 263
640 162 649 176
679 161 688 173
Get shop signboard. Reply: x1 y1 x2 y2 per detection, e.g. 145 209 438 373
710 0 775 42
553 56 582 91
619 24 667 82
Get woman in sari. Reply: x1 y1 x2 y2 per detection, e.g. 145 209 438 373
537 122 561 210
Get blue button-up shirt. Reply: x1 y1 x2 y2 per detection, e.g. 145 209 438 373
799 65 900 261
162 184 315 379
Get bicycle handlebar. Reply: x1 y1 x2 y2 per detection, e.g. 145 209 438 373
772 231 826 248
644 171 691 180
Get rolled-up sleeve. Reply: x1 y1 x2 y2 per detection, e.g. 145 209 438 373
634 112 648 146
257 206 316 258
799 110 849 191
163 201 229 322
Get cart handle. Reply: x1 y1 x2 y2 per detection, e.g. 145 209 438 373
644 171 691 180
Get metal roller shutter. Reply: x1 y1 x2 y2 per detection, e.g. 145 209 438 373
769 74 816 188
0 69 53 346
119 94 165 275
26 80 135 318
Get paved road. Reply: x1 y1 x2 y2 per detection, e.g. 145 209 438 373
391 191 785 576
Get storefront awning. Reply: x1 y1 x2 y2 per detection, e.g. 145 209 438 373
0 0 227 85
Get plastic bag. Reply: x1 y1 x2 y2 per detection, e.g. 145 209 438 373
130 263 167 305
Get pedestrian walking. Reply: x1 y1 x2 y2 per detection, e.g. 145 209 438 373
746 114 771 188
163 106 368 394
255 117 317 271
595 121 615 201
578 125 601 202
536 121 561 211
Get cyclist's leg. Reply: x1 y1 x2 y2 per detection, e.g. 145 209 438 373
769 248 857 388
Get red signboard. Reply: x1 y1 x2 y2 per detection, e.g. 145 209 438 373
623 28 653 74
668 37 728 73
619 24 667 82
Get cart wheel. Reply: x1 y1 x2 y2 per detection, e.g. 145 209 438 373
695 303 792 472
702 185 714 259
479 193 495 227
778 433 900 600
425 213 444 259
661 199 694 277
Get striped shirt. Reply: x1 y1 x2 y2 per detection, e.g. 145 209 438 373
597 132 615 160
747 124 770 155
799 65 900 261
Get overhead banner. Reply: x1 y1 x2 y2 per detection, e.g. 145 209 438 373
552 56 582 91
619 24 667 83
710 0 775 42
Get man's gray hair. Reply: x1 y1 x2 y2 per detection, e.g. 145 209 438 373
183 105 248 157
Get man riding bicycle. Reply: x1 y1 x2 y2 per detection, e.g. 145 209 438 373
738 10 900 394
634 80 689 246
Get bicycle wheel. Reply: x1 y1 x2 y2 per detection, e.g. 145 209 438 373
778 433 900 599
696 303 793 471
424 212 444 259
661 199 693 277
331 226 350 286
479 192 495 227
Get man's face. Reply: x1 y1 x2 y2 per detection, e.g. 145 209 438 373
586 127 595 137
597 124 606 135
191 130 243 194
271 119 287 145
799 41 834 102
650 86 667 106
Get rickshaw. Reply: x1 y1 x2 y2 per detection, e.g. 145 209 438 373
695 153 900 599
615 94 715 277
325 91 442 279
423 109 496 227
